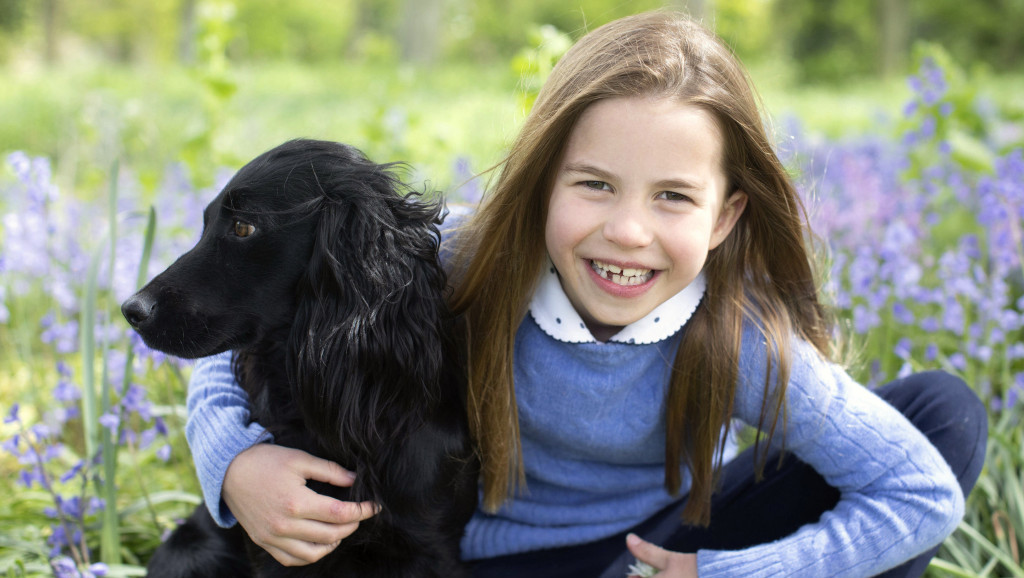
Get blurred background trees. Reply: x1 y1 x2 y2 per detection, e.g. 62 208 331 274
0 0 1020 80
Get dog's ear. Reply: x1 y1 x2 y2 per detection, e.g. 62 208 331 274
287 167 450 484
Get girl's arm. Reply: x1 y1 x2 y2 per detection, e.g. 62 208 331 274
696 325 965 578
185 352 377 565
185 351 273 526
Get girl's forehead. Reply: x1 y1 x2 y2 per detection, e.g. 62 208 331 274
575 97 721 138
562 97 729 194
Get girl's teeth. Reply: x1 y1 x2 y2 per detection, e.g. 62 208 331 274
591 260 652 286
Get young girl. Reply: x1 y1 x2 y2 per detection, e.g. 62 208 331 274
183 11 987 577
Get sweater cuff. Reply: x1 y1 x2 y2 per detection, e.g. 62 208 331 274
184 351 274 527
187 415 272 527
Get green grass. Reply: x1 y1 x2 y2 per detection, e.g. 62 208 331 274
0 61 521 198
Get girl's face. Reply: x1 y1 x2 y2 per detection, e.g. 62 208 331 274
545 96 747 341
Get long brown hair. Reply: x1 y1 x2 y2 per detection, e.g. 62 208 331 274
449 11 833 525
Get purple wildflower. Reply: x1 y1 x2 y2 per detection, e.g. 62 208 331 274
4 403 19 424
50 556 79 578
98 413 120 434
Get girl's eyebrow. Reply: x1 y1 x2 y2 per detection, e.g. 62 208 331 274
562 161 704 191
562 161 614 180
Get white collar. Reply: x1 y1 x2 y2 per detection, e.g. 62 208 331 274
528 261 706 344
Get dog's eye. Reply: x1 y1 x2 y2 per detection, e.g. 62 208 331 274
233 221 255 238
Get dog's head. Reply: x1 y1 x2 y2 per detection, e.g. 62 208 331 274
121 139 444 361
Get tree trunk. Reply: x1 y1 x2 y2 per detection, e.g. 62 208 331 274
42 0 58 64
879 0 909 78
179 0 198 65
398 0 443 64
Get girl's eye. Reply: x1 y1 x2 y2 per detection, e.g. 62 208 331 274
658 191 692 203
583 180 610 191
233 220 255 237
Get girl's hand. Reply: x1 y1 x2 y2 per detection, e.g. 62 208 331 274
626 533 699 578
223 443 379 566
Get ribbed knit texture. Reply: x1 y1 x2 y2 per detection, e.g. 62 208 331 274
185 351 271 526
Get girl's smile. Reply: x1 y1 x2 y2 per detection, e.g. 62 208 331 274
545 96 747 341
589 259 656 287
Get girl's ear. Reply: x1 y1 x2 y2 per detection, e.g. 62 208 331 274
709 189 748 250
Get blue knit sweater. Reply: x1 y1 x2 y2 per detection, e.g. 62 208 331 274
184 213 964 577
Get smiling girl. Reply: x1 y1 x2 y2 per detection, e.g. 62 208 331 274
182 11 987 577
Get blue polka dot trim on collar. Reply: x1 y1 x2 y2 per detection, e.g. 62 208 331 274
528 259 706 344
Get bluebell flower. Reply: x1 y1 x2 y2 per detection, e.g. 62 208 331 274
2 434 21 456
949 352 967 372
897 361 914 378
918 116 937 140
1008 343 1024 360
941 298 965 334
54 379 81 402
157 444 172 462
4 403 19 424
98 413 120 433
59 458 85 483
122 384 153 420
853 304 880 334
20 468 42 488
50 555 79 578
139 427 157 450
1005 383 1020 409
894 337 914 359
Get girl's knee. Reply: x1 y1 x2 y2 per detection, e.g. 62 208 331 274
884 370 986 426
884 370 988 494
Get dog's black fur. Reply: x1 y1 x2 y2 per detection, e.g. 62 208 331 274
122 139 478 577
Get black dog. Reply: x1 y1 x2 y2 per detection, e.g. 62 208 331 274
122 139 478 577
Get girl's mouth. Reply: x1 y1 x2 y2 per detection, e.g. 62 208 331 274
589 259 655 286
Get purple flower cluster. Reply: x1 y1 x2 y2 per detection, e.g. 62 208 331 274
788 58 1024 402
0 155 214 570
2 354 172 571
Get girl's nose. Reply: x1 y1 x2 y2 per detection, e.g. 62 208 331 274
602 204 654 249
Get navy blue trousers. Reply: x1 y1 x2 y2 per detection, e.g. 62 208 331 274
470 371 988 578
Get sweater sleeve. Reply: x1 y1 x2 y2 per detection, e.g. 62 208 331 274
696 326 965 577
185 350 273 527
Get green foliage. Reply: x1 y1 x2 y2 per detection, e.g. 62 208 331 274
914 0 1024 73
510 24 572 117
63 0 181 62
230 0 357 61
714 0 775 61
773 0 880 82
0 0 28 33
932 409 1024 576
180 0 240 187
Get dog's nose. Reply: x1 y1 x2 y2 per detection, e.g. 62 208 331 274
121 293 157 328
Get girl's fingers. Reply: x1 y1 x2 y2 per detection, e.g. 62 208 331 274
298 453 357 488
303 493 380 526
268 518 362 546
263 540 340 567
